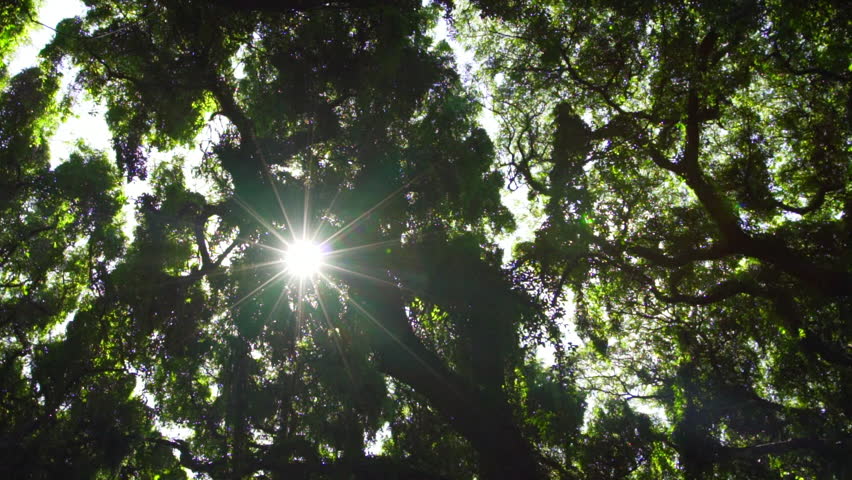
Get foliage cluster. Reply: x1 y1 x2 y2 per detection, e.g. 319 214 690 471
0 1 849 479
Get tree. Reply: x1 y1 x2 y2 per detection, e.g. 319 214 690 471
461 0 851 477
1 0 849 479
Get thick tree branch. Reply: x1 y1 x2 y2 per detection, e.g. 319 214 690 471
338 261 544 480
654 278 764 306
769 50 852 83
0 224 56 267
153 439 221 474
624 243 731 268
772 186 832 215
642 49 852 296
718 437 851 462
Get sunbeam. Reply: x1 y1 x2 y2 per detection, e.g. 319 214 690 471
318 172 426 249
224 163 440 379
323 238 400 258
233 195 292 248
312 277 355 384
215 259 286 276
310 186 344 244
320 273 453 390
228 268 288 311
322 263 414 293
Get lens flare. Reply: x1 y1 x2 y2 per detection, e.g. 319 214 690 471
284 240 325 278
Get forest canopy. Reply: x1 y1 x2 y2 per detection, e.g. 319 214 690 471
1 0 849 479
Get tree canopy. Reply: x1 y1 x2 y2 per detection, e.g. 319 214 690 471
1 0 849 479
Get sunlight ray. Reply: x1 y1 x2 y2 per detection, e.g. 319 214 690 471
323 238 400 258
243 240 288 257
251 141 297 240
177 260 283 291
320 273 449 388
318 173 426 249
310 185 344 244
228 269 288 311
312 277 355 384
322 263 414 294
272 182 297 240
303 179 311 242
265 283 290 330
296 276 306 327
233 195 292 247
209 259 282 276
138 258 280 289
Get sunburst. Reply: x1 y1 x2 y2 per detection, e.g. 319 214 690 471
225 173 420 323
213 135 445 390
283 239 326 278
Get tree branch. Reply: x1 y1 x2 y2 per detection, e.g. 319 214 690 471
719 437 850 462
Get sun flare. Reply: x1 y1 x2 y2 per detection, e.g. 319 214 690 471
284 240 325 278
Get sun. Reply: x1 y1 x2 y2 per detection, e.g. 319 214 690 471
284 240 325 278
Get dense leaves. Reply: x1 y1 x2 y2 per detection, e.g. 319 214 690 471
1 0 849 479
461 0 851 477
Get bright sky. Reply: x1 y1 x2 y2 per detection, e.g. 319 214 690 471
8 0 113 160
7 0 153 241
7 0 86 74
